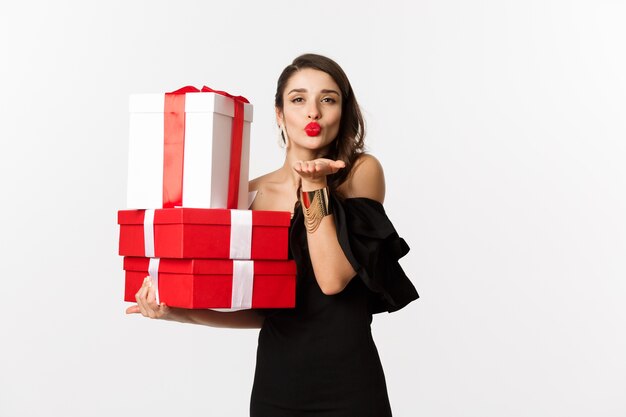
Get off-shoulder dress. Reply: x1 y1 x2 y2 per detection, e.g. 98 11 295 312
250 196 419 417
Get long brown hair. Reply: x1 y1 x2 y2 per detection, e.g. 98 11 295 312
275 53 366 196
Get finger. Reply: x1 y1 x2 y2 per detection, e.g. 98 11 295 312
157 303 171 317
146 286 160 318
135 276 150 302
136 276 151 316
146 281 163 318
292 161 303 172
138 301 148 317
331 160 346 169
328 166 341 174
147 283 156 305
137 275 152 300
324 160 345 175
314 161 328 173
134 281 146 312
126 305 141 314
314 158 337 165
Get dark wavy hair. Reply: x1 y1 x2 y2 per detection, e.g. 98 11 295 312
275 53 366 195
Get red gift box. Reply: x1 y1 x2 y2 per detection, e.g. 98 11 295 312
123 257 296 309
118 208 291 260
127 86 253 210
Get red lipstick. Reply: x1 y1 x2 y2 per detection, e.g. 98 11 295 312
305 122 321 137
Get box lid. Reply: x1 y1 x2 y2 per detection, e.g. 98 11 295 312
118 208 291 227
129 92 253 122
123 257 296 275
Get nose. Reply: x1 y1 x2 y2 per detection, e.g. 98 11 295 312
307 102 321 120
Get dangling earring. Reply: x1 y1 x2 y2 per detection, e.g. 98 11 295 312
280 124 290 149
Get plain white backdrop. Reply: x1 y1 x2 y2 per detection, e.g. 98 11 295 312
1 1 625 416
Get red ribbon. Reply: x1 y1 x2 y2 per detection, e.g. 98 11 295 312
162 86 249 209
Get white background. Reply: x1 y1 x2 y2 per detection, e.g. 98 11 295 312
1 1 625 416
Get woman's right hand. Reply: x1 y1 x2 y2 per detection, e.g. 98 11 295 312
124 276 264 328
125 276 171 319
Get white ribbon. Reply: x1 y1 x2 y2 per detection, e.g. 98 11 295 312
229 210 252 259
148 258 160 305
231 260 254 309
143 209 156 258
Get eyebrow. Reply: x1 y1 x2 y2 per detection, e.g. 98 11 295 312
287 88 341 96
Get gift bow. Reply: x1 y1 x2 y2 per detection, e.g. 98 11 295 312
169 85 249 103
163 86 249 209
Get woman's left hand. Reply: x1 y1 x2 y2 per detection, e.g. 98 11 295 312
293 158 345 188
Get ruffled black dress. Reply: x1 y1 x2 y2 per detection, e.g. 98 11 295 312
250 197 418 417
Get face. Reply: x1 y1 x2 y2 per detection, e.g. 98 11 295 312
277 68 342 154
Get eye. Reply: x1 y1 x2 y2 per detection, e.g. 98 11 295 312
321 97 337 103
291 97 304 103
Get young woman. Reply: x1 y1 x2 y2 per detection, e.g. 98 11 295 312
127 53 419 416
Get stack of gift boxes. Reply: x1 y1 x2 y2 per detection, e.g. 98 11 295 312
117 86 296 310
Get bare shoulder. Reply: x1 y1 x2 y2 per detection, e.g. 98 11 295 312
339 153 386 203
248 176 262 192
249 170 279 192
248 169 296 212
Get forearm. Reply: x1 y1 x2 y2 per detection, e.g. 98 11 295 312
296 157 382 295
162 307 265 329
306 215 357 294
300 175 357 294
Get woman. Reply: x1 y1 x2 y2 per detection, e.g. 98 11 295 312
127 53 419 416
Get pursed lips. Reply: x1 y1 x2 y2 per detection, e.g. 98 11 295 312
304 122 321 137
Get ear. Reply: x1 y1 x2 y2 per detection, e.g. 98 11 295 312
275 107 284 127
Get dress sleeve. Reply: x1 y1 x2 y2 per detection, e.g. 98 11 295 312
333 196 419 314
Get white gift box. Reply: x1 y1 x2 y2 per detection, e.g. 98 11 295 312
126 90 253 209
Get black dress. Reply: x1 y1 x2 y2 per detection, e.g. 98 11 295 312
250 197 419 417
